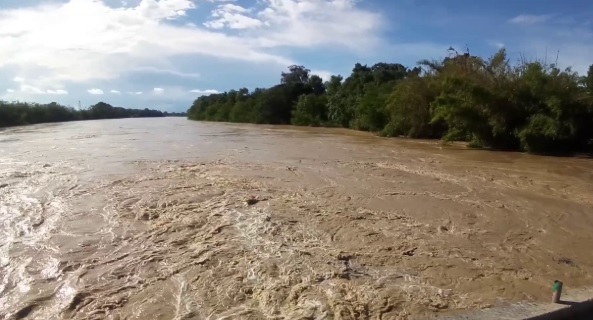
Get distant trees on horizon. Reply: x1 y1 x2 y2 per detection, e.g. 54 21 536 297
0 101 169 128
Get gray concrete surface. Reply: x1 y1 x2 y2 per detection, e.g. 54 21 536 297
431 287 593 320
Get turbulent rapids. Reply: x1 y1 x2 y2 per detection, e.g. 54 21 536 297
1 118 593 320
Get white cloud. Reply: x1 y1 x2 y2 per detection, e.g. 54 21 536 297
129 86 202 103
46 89 68 95
110 89 121 94
509 14 553 25
20 84 44 94
487 41 505 49
10 84 68 95
311 70 334 81
88 88 104 95
189 89 220 95
251 0 382 50
153 87 164 94
219 4 249 13
127 91 143 95
0 0 383 89
13 77 25 83
204 4 263 29
203 0 383 50
132 66 200 78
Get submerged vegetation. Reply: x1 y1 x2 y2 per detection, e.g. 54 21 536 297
0 101 166 128
188 48 593 155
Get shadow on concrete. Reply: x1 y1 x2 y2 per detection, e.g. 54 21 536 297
526 299 593 320
557 300 581 306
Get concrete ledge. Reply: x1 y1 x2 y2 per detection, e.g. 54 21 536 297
433 287 593 320
526 299 593 320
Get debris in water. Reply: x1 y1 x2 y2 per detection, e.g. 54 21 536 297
337 253 353 261
245 196 259 205
437 225 449 232
555 257 575 266
402 247 417 256
31 216 44 228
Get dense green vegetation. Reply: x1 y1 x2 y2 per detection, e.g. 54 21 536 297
188 48 593 155
0 101 166 128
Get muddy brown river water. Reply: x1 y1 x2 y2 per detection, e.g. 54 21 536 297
1 118 593 320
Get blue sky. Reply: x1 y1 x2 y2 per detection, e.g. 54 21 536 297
1 0 592 112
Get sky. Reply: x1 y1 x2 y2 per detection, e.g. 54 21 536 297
1 0 592 112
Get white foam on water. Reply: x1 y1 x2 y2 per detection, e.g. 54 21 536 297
56 282 77 309
40 256 62 280
15 258 32 294
0 155 81 318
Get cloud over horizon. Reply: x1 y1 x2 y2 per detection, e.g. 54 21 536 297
88 88 105 95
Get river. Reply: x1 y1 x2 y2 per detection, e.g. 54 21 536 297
1 117 593 320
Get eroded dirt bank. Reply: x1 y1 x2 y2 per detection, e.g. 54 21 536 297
2 119 593 319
